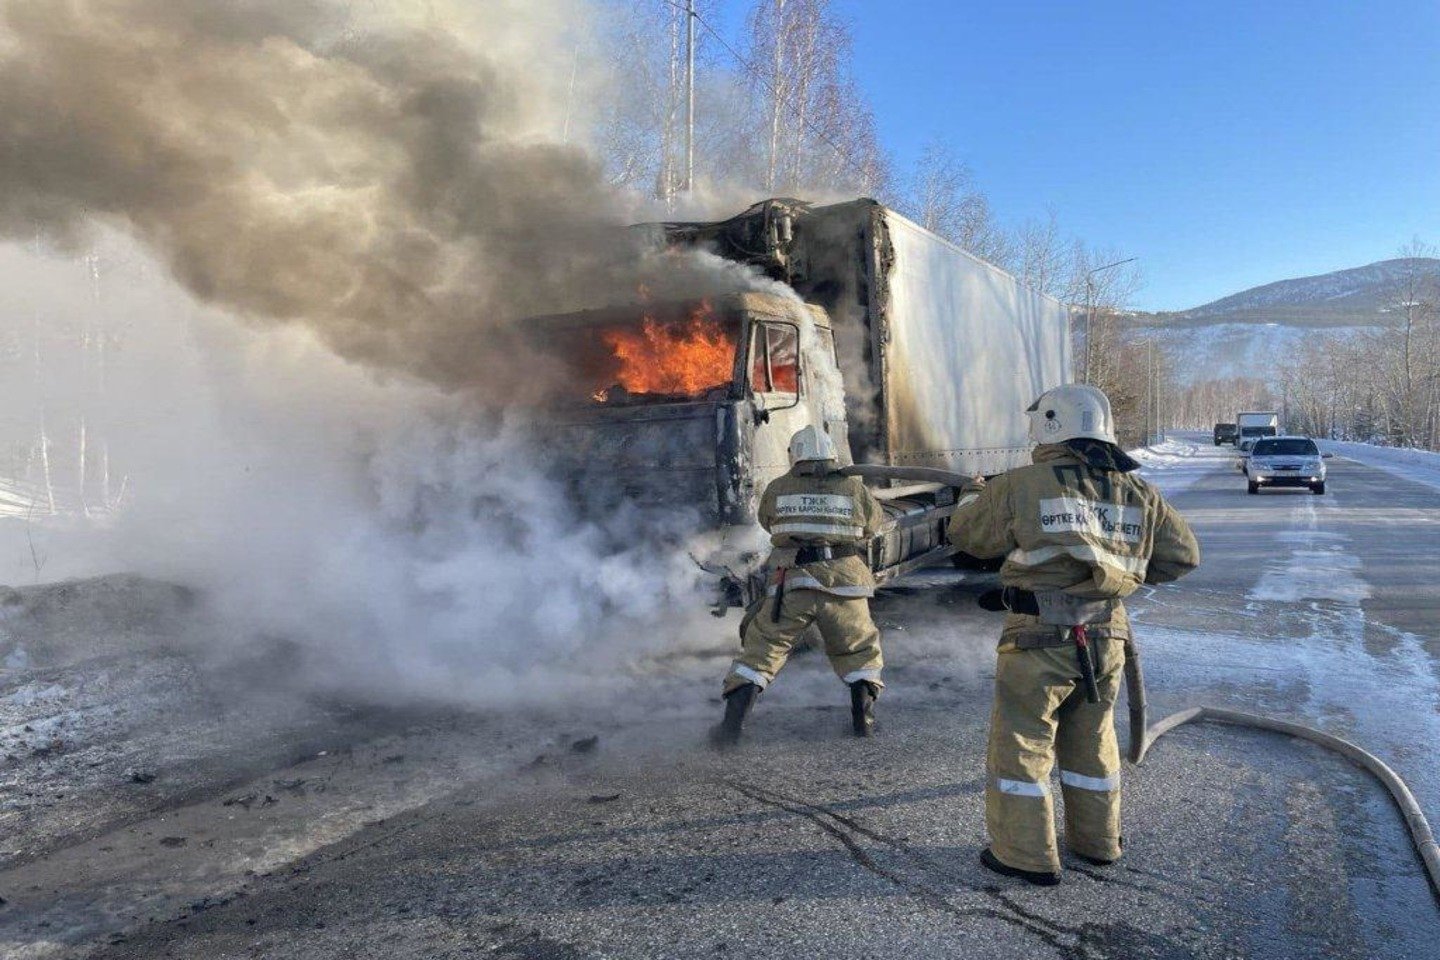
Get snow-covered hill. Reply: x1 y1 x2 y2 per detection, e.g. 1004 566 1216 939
1133 257 1439 383
1174 257 1440 326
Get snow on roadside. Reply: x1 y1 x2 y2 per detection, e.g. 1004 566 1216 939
1318 440 1440 494
1130 436 1212 495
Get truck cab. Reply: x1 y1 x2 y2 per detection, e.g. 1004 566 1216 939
522 292 843 527
512 197 1070 610
520 291 958 606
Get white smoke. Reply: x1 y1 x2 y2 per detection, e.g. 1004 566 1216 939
0 0 765 708
0 231 734 708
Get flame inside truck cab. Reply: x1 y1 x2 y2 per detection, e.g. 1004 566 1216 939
527 300 742 406
521 294 805 408
595 302 735 402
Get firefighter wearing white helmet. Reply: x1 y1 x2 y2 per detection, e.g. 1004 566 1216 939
948 384 1200 886
712 424 887 747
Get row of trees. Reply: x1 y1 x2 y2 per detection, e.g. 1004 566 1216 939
1276 250 1440 447
1167 249 1440 450
601 0 889 205
599 1 1140 306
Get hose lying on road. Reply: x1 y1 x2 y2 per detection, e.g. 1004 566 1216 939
1130 694 1440 903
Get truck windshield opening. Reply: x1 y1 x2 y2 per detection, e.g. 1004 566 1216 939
536 301 740 406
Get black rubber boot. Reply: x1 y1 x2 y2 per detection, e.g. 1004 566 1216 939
1072 836 1123 867
980 848 1061 887
709 683 760 749
849 680 878 737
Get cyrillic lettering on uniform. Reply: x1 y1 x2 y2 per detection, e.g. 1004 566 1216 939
1038 497 1144 544
775 494 857 520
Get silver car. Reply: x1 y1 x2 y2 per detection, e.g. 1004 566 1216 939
1246 436 1331 495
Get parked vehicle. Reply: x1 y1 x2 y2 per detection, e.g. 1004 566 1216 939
1236 411 1281 444
525 198 1073 607
1213 422 1238 445
1246 436 1331 495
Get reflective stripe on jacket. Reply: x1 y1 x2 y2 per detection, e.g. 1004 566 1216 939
759 467 885 597
947 444 1200 642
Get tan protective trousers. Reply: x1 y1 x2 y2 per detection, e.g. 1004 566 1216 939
986 636 1124 873
722 589 883 695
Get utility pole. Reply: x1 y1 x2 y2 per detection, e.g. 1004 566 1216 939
684 0 695 193
1082 256 1136 385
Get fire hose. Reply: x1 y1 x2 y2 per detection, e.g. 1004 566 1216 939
1122 638 1440 903
979 589 1439 901
850 465 1438 899
762 462 1439 897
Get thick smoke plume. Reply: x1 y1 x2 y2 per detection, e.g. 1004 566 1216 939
0 0 683 393
0 0 771 708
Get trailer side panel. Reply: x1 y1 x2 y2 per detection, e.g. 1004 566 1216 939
877 211 1071 476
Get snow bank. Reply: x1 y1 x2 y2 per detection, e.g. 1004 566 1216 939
1130 437 1210 495
1319 440 1440 494
1130 437 1199 468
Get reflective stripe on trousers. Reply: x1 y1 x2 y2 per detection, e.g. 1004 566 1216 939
1060 769 1119 791
996 777 1049 798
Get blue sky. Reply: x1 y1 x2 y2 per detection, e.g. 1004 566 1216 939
704 1 1440 310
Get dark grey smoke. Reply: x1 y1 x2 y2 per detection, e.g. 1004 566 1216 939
0 0 647 392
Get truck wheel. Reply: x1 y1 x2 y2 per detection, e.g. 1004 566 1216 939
1312 482 1326 495
1247 481 1259 495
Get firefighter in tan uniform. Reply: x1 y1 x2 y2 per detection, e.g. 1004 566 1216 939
949 385 1199 886
711 425 887 747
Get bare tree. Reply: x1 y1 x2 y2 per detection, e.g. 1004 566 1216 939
745 0 890 197
1389 238 1439 446
905 139 1013 266
1015 208 1068 298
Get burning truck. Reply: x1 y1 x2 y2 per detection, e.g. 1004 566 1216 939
523 198 1072 609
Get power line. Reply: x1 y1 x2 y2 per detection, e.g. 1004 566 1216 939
657 0 879 188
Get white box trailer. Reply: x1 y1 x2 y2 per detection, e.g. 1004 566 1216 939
657 198 1072 479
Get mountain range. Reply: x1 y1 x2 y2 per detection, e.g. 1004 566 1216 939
1132 257 1440 382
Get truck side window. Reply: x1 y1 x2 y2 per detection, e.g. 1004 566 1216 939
815 327 837 364
766 324 799 394
749 324 772 393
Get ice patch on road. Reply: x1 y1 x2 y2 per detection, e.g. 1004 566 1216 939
3 682 67 707
1249 497 1371 604
1251 549 1371 603
3 645 27 671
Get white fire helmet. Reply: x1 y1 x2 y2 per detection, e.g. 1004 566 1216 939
1026 384 1117 445
788 424 838 465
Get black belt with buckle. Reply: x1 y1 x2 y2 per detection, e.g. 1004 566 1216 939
794 544 863 565
978 586 1041 615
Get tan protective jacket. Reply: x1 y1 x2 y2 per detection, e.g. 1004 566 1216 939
948 444 1199 642
759 466 886 598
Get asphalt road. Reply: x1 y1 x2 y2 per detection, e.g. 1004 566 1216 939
4 435 1439 959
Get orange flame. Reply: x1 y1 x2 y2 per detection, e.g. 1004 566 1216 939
600 302 734 398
